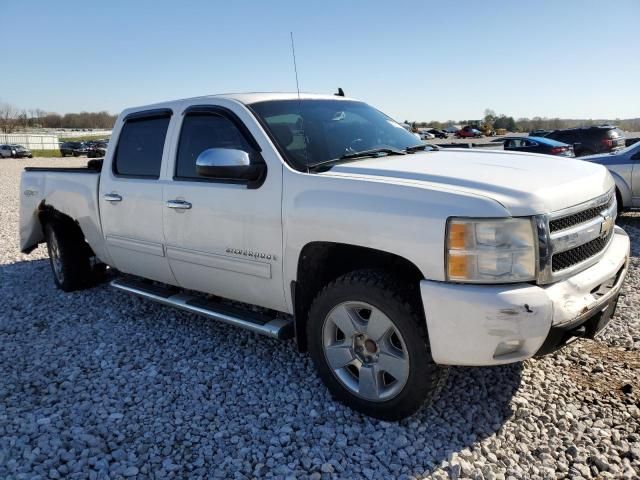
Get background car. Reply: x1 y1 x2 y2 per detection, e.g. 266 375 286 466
0 144 16 158
0 144 32 158
87 141 108 158
544 126 625 157
455 126 483 138
60 141 88 157
582 141 640 212
11 144 33 158
504 136 574 157
426 128 448 139
418 130 435 140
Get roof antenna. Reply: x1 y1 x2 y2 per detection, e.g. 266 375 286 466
290 32 309 171
335 87 345 97
290 32 302 100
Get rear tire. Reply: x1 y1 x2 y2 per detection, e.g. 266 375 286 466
307 269 448 420
44 221 92 292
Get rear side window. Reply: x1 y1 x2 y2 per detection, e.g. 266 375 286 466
114 115 170 177
550 131 575 143
175 113 254 179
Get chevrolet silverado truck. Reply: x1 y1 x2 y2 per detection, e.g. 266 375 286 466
20 93 630 420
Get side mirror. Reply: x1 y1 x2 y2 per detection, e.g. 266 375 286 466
195 148 266 187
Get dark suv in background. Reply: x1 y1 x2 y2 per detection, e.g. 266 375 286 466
60 142 88 157
544 126 625 157
86 140 108 158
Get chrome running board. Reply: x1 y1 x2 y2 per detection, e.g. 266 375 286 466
111 277 293 340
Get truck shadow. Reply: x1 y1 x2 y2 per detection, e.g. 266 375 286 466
0 258 522 479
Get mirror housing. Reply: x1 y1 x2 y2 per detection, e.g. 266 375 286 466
195 148 266 187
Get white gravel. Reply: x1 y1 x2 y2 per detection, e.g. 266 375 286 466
0 157 638 479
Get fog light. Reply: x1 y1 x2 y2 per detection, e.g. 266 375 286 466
494 339 524 357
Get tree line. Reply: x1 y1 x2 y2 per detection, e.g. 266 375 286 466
407 108 640 133
3 99 639 134
0 101 117 133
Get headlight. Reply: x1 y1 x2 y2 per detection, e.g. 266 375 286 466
446 217 536 283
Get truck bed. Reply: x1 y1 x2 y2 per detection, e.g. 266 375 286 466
19 162 109 263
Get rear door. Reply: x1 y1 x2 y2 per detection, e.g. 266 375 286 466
99 109 177 285
162 102 286 311
522 139 540 153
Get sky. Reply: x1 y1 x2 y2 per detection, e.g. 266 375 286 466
1 0 638 122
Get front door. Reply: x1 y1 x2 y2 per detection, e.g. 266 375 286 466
162 103 286 311
99 110 177 285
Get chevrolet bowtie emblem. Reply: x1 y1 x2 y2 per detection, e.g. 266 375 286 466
600 214 614 236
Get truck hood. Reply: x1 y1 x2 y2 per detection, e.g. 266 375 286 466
323 149 613 216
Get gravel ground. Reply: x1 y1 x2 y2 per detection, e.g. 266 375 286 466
0 157 639 480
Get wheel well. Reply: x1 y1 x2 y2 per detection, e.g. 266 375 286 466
38 205 94 256
292 242 424 352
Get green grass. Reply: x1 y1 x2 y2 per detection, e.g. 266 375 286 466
58 135 109 143
30 149 62 158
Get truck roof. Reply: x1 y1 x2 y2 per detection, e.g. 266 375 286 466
121 92 356 116
218 92 354 104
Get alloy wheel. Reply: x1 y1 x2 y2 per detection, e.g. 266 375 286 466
48 231 65 284
321 301 410 402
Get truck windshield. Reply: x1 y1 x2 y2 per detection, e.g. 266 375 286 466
250 99 423 170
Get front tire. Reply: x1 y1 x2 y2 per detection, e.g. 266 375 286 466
307 270 448 420
44 221 92 292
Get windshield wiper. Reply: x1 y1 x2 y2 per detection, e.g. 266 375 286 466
307 147 406 172
405 143 439 153
339 147 406 160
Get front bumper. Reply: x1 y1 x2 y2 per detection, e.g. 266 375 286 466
421 226 630 366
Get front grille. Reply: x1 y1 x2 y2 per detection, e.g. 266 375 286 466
552 229 613 272
549 195 614 233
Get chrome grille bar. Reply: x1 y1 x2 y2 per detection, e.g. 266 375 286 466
537 188 616 284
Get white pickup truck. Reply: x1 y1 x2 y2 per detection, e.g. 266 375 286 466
20 93 630 420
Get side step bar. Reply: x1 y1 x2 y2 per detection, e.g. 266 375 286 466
111 277 293 340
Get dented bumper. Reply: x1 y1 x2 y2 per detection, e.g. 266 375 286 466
421 226 629 366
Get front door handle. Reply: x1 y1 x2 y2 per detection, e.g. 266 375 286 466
103 193 122 202
165 199 192 210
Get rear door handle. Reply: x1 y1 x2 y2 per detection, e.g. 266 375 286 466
103 193 122 202
165 199 192 210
